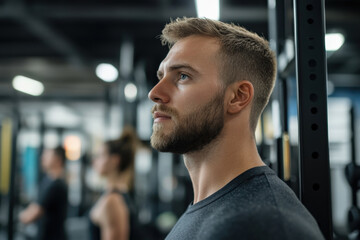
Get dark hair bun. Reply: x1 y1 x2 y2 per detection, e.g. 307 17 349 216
105 126 139 173
118 126 139 151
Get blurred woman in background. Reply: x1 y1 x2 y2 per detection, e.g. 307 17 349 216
89 127 139 240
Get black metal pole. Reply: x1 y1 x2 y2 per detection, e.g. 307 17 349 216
7 112 19 240
38 113 45 186
293 0 333 238
268 0 292 182
105 84 112 129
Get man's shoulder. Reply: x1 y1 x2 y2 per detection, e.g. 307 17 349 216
225 168 301 204
213 170 315 219
49 178 67 190
166 169 325 240
42 177 67 200
213 169 285 208
197 196 324 240
198 171 324 240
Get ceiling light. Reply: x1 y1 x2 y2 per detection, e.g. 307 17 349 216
12 75 44 96
95 63 118 82
124 83 137 102
195 0 220 20
325 33 345 52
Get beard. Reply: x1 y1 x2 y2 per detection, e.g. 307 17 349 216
150 90 225 154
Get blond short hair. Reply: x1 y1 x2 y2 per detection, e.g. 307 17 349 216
161 17 277 132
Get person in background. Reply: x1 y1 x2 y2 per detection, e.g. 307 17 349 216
148 17 324 239
19 146 68 240
89 127 139 240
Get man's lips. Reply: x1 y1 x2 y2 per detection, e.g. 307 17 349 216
153 111 171 122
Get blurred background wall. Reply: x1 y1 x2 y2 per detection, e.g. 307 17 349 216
0 0 360 239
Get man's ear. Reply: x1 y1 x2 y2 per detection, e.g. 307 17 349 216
226 80 254 114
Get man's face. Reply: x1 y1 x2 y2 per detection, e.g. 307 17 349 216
148 35 225 154
41 149 59 172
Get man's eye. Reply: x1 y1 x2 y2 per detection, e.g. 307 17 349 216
179 74 189 81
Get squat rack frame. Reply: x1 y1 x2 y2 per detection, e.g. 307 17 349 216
294 0 332 238
268 0 333 239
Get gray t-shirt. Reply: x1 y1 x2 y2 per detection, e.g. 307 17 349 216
165 166 325 240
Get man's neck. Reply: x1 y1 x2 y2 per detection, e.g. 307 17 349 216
183 130 265 204
47 168 64 180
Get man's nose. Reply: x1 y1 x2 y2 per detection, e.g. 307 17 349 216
148 78 171 104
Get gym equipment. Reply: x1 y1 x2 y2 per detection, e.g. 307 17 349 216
269 0 333 238
345 107 360 233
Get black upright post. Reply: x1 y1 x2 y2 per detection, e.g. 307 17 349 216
268 0 292 181
349 107 357 206
293 0 333 239
38 113 45 186
105 85 112 130
7 113 19 240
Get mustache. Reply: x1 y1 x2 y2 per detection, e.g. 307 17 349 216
151 104 178 117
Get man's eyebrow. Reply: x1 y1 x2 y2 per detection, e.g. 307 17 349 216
168 64 199 74
157 64 200 80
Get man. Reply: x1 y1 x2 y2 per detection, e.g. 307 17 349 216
19 146 68 240
148 17 324 240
